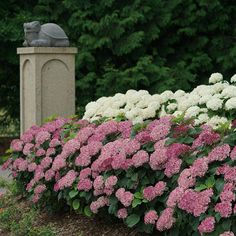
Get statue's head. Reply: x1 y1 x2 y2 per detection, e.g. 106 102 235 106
23 21 41 43
24 21 41 33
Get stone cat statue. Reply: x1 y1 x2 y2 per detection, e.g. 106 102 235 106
23 21 69 47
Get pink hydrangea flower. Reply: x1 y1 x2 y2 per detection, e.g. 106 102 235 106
144 210 158 224
220 189 235 202
134 131 151 145
190 157 208 177
192 129 220 148
77 178 92 192
132 150 149 167
52 155 66 171
96 120 118 136
57 170 77 190
44 169 55 181
118 121 132 138
32 194 40 203
224 166 236 182
156 208 175 231
34 184 46 195
46 147 56 156
117 208 128 219
149 148 167 170
105 176 118 188
34 166 44 182
28 163 37 172
178 168 196 190
79 168 91 179
90 196 109 213
230 146 236 160
26 179 36 191
23 143 34 155
87 141 103 156
220 232 235 236
93 175 104 190
115 188 133 207
164 157 182 177
123 139 141 155
208 144 231 162
21 132 33 143
167 143 190 159
49 138 61 148
178 189 213 217
150 123 171 142
11 139 24 152
36 148 46 157
198 217 215 235
35 131 51 144
143 186 158 201
155 181 166 195
166 187 185 208
40 156 52 169
214 202 232 218
18 159 28 171
1 158 12 170
76 127 95 143
62 139 80 157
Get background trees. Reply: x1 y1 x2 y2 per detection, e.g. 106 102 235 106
0 0 235 133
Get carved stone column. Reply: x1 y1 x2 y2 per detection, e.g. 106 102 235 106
17 47 77 134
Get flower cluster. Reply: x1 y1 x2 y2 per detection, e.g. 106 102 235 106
4 114 236 235
83 73 236 129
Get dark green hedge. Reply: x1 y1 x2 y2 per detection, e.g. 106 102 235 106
0 0 235 125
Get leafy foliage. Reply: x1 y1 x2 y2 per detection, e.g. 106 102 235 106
0 0 236 129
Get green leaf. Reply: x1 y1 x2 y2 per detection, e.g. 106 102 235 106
132 198 142 208
195 184 208 192
72 199 80 210
134 192 143 199
215 213 221 222
125 214 140 227
215 178 225 193
205 176 215 188
84 205 93 217
222 219 231 230
131 173 138 181
69 190 78 199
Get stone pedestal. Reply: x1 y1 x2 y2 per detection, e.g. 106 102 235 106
17 47 78 134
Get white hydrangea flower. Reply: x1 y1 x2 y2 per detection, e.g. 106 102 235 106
148 101 160 110
160 90 174 103
185 106 201 118
209 73 223 84
174 90 186 98
200 108 208 113
230 74 236 83
159 105 167 117
96 97 108 104
206 98 223 111
194 85 214 96
208 116 228 129
141 108 156 119
212 82 227 93
132 116 143 124
199 95 212 105
172 111 183 117
167 103 177 112
225 97 236 110
198 113 209 123
222 86 236 98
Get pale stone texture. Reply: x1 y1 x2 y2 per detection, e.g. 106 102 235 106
17 47 77 134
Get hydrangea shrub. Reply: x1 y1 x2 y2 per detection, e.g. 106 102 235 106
3 114 236 235
83 73 236 129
